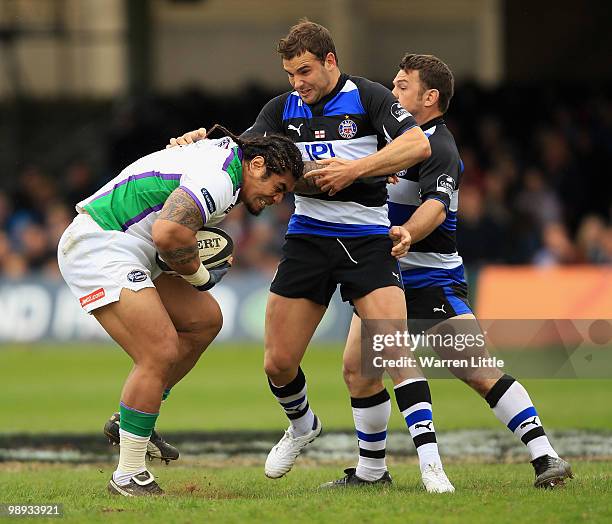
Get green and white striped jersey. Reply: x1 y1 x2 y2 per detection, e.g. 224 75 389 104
77 138 242 244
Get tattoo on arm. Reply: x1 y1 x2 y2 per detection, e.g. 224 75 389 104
156 188 204 270
158 244 199 268
294 161 324 195
158 188 205 231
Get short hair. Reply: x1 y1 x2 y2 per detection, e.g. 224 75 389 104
399 54 454 113
277 18 338 65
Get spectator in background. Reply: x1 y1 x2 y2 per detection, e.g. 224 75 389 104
576 215 611 264
63 161 99 207
515 168 562 229
538 129 585 233
456 185 507 265
533 222 578 266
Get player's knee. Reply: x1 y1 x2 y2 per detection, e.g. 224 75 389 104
178 301 223 350
343 362 382 397
342 361 360 387
463 374 498 398
141 331 181 371
263 352 298 380
193 301 223 343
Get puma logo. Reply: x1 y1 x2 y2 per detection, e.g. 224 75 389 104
519 417 539 430
288 123 304 136
415 421 433 431
433 304 446 314
392 272 400 282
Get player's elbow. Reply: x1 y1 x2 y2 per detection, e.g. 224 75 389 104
152 219 185 252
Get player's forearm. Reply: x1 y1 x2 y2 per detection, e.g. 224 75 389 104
354 127 431 178
294 161 325 195
152 219 200 274
403 199 446 244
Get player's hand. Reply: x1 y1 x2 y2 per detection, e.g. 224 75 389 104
387 175 399 185
389 226 411 259
304 158 360 196
195 261 231 291
166 127 208 149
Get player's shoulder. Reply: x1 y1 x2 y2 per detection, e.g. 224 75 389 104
348 75 392 98
184 141 237 186
425 120 459 158
263 91 293 112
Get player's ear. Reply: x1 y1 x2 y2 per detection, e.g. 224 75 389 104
324 52 337 70
424 88 440 108
249 155 266 177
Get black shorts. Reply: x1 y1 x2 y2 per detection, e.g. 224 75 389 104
270 234 403 307
405 282 473 332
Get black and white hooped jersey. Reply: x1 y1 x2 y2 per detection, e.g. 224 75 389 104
243 73 417 237
387 117 466 288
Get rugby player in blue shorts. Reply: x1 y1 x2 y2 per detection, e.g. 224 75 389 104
314 54 572 489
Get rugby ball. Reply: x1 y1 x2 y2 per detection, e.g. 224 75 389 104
196 227 234 268
156 227 233 273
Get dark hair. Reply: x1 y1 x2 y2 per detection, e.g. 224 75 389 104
277 18 338 65
207 124 303 181
399 54 454 113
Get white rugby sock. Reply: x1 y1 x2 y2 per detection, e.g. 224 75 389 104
485 374 558 460
352 389 391 481
394 378 443 472
112 429 149 486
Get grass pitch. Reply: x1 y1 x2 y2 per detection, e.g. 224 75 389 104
1 343 611 523
1 461 610 524
1 343 611 433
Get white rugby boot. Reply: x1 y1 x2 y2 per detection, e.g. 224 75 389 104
265 416 322 478
421 463 455 493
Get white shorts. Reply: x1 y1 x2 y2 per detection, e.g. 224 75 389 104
58 213 162 313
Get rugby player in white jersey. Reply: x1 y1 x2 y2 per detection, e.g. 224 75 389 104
58 128 303 496
315 54 572 489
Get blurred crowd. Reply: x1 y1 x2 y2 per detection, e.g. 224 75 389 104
0 83 610 279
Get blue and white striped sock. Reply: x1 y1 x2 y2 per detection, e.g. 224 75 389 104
394 378 442 472
352 389 391 481
486 374 558 460
268 367 315 437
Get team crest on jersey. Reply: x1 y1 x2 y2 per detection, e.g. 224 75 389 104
338 119 357 139
437 174 455 196
215 137 232 149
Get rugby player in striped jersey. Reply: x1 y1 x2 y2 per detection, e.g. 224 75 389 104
315 54 572 490
165 20 457 493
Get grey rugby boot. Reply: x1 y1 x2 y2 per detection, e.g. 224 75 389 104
107 470 164 497
532 455 573 488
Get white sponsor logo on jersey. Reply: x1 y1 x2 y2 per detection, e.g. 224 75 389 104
391 102 411 122
436 174 455 196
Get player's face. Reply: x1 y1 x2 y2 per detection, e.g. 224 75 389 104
283 51 337 104
392 69 425 122
242 158 295 215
